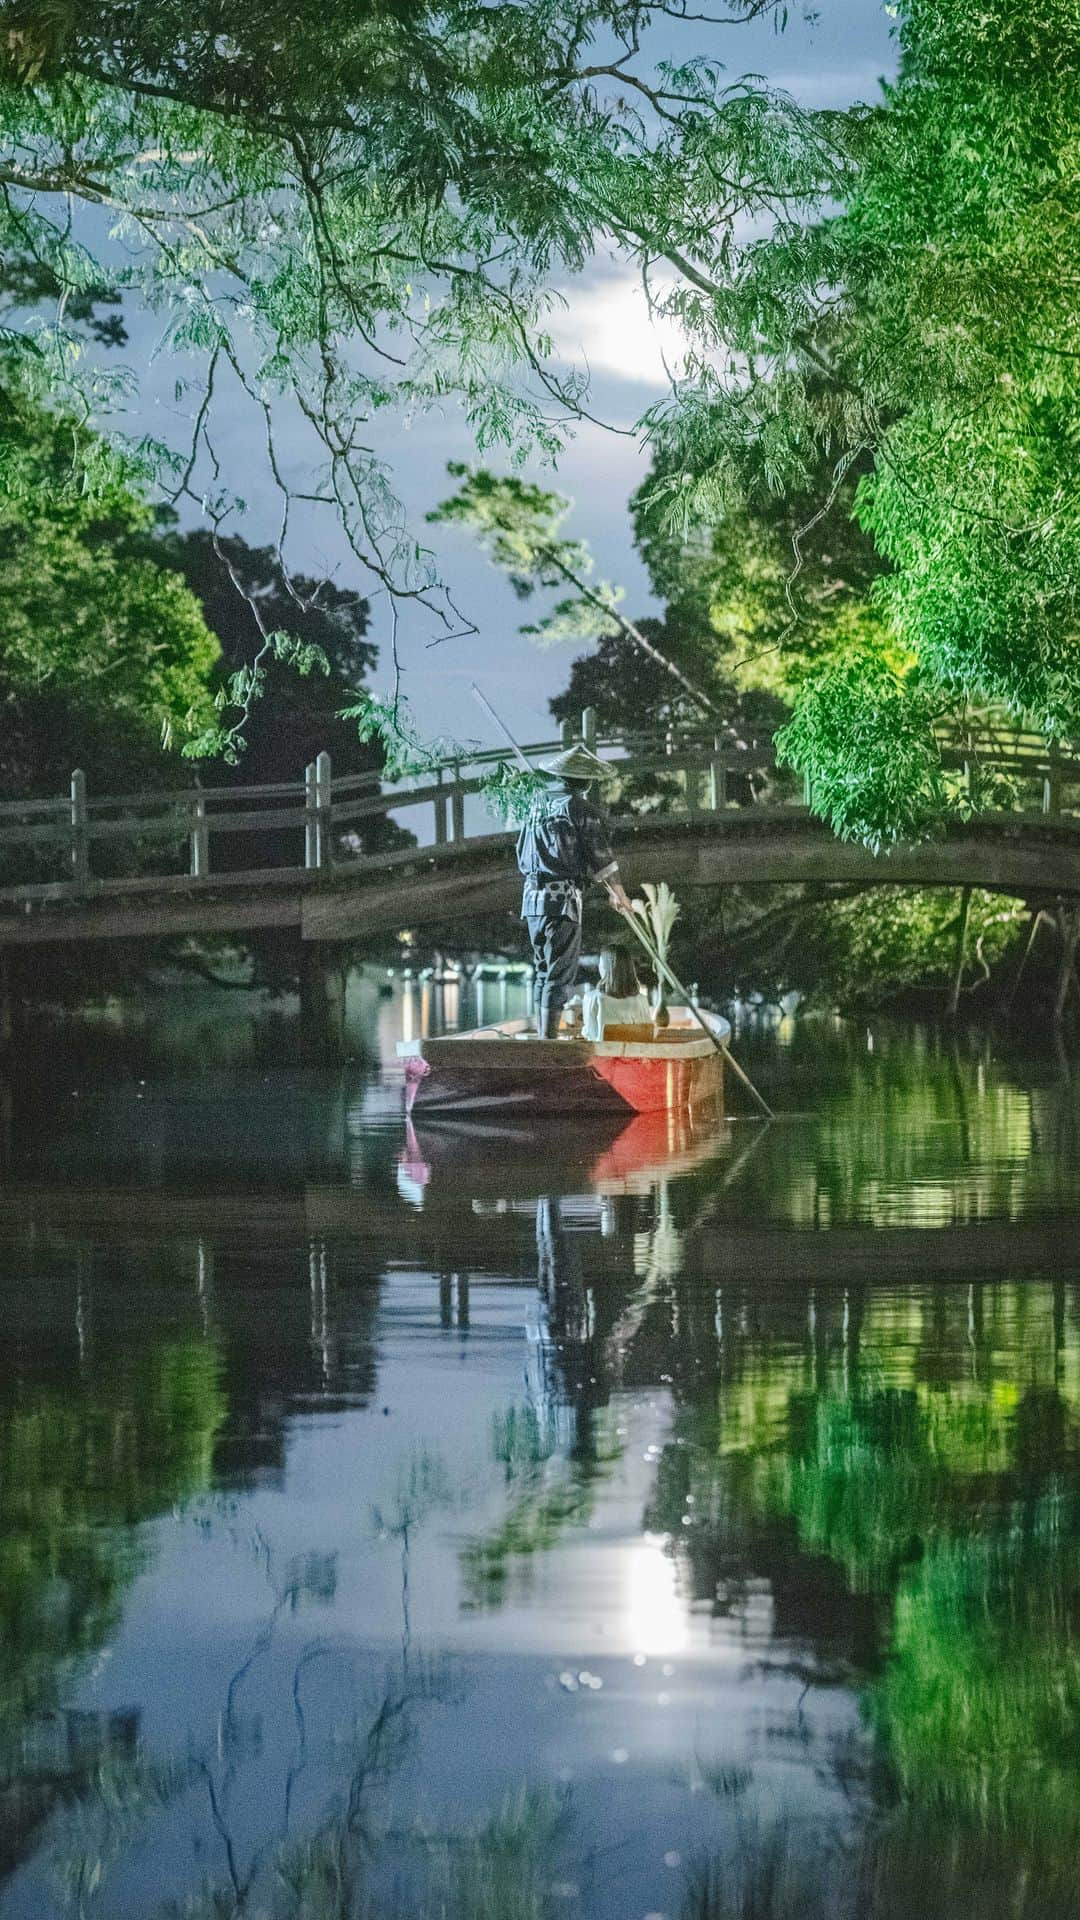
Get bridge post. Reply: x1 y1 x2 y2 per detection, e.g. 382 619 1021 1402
305 762 318 866
1043 763 1062 815
1053 907 1080 1024
709 753 726 809
190 793 210 878
305 754 333 870
450 762 465 842
560 719 573 748
316 751 333 869
300 943 348 1062
581 707 596 752
70 770 89 889
433 768 448 846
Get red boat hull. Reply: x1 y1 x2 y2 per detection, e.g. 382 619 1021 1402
403 1045 723 1117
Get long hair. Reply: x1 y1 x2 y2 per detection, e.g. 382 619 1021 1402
598 944 641 998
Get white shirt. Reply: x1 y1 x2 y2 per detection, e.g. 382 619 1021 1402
581 986 652 1041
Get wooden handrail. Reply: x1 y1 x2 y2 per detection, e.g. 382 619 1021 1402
1 716 1078 899
4 726 1076 822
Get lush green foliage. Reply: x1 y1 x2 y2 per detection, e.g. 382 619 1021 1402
482 763 554 824
155 530 384 798
749 885 1024 1011
644 0 1080 841
633 448 886 705
0 1332 224 1884
844 0 1080 729
775 655 949 849
0 396 220 793
540 493 1028 1013
646 1274 1080 1887
4 0 1076 846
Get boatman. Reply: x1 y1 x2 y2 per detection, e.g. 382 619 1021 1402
516 744 632 1038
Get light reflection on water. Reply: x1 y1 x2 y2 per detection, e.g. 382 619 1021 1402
1 977 1080 1918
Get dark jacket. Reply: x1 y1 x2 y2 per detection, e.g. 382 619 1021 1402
516 781 619 919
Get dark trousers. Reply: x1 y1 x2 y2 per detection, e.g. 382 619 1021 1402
526 912 582 1018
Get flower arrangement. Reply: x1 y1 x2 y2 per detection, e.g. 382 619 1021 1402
633 881 681 1025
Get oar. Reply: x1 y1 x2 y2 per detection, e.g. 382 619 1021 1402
472 683 534 772
605 885 776 1121
471 683 776 1120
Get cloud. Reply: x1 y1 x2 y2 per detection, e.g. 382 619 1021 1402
545 270 691 392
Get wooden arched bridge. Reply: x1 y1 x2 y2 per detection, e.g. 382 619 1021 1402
2 713 1080 955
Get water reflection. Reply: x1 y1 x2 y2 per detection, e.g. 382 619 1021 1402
0 1321 225 1880
1 994 1080 1917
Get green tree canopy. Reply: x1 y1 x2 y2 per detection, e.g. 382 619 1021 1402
643 0 1080 843
0 393 220 795
4 0 1075 844
632 448 885 705
159 526 414 855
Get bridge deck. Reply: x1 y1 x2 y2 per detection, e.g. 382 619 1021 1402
2 717 1079 949
1 807 1078 947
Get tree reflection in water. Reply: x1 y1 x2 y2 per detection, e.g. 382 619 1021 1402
5 1011 1080 1919
640 1278 1080 1920
0 1325 225 1880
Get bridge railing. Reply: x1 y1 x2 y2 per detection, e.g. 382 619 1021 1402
0 711 784 896
0 710 1077 900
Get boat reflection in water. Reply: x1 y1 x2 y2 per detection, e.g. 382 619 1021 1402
399 1104 732 1208
399 1106 739 1420
398 1102 742 1310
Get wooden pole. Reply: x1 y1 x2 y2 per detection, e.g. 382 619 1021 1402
0 950 11 1052
1053 906 1080 1025
304 761 318 868
1001 908 1045 1018
70 769 89 889
315 750 333 870
300 943 347 1060
190 792 210 878
947 885 973 1019
433 768 448 845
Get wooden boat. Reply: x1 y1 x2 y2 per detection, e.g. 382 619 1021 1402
397 1008 731 1117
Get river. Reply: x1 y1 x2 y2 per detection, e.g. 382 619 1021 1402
2 974 1079 1920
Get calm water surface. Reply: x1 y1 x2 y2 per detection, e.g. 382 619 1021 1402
2 975 1080 1919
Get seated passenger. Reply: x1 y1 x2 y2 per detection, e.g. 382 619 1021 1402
581 945 652 1040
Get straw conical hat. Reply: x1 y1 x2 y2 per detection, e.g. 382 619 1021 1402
536 744 612 781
